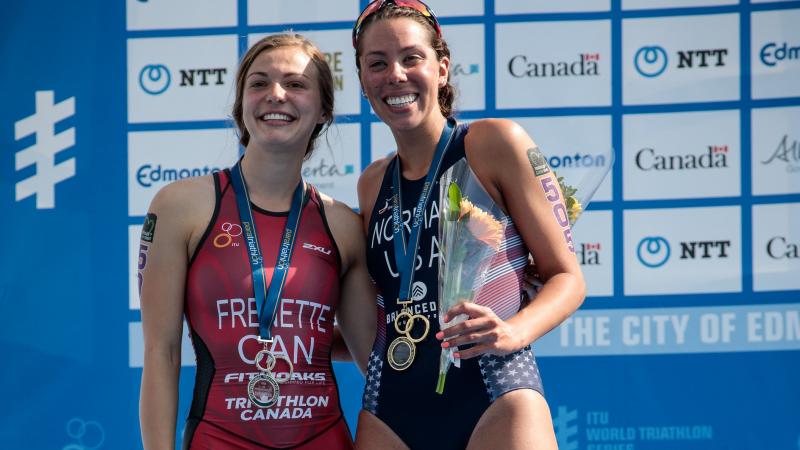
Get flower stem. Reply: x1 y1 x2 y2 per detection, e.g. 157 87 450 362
436 372 447 395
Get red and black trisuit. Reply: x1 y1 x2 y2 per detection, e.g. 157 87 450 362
182 169 351 449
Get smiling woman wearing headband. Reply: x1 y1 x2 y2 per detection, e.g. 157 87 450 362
352 1 586 449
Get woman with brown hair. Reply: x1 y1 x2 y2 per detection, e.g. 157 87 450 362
138 33 374 449
352 1 587 448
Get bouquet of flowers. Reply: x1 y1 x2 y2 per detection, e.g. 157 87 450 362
435 147 614 394
436 160 506 394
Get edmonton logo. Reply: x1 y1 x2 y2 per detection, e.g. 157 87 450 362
548 152 609 169
136 164 222 187
759 41 800 67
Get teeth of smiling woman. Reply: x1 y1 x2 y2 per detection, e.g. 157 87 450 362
262 113 293 121
386 94 418 106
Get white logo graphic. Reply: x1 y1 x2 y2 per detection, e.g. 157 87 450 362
14 91 76 209
213 222 243 249
303 242 332 255
377 198 391 215
411 281 427 301
62 417 104 450
222 222 242 236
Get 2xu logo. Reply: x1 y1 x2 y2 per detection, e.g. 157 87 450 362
303 242 332 255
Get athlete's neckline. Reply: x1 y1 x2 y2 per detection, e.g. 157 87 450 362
395 156 431 184
249 193 311 217
250 202 290 217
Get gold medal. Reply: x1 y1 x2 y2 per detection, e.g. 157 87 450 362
388 336 415 371
387 302 430 371
248 344 294 407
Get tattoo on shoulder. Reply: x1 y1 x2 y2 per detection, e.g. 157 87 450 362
526 146 551 177
141 213 157 243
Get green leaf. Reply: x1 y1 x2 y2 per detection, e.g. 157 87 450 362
447 182 462 221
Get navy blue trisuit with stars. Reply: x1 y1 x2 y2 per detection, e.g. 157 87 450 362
363 122 545 450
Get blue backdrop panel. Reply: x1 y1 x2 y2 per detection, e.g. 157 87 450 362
1 1 130 449
2 1 799 449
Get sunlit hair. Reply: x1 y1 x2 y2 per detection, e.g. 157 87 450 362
232 33 334 157
354 6 456 118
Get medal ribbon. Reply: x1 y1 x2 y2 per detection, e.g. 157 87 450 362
231 160 306 342
391 119 456 303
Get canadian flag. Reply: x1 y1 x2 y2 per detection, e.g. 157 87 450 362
710 145 729 153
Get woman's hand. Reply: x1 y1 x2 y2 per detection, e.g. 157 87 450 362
435 302 526 359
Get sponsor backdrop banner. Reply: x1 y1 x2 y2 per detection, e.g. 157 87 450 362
2 0 798 449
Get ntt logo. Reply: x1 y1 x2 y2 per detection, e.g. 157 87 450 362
139 64 171 95
137 164 221 187
634 46 668 78
637 236 671 268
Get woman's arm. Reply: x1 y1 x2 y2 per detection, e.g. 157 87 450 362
438 118 586 358
324 197 377 375
139 178 212 449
